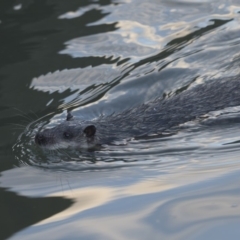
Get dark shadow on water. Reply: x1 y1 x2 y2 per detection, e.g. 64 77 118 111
0 187 73 240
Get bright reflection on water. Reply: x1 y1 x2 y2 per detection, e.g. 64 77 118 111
1 0 240 239
1 166 240 240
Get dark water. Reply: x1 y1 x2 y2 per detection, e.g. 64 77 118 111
1 0 240 239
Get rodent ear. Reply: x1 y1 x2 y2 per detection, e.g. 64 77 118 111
66 112 73 121
83 125 96 137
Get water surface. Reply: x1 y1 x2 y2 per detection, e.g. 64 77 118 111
1 0 240 239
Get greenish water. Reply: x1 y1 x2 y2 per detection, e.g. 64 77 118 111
1 0 240 239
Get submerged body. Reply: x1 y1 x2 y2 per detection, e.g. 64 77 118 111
35 76 240 149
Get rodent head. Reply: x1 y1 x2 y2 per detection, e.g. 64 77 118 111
35 112 96 150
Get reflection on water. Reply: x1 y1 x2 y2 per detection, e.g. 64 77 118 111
1 0 240 239
1 166 240 240
13 109 240 175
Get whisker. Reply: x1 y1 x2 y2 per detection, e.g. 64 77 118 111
30 112 55 126
13 108 34 122
10 123 26 128
66 175 73 193
59 172 65 195
58 149 72 159
11 116 30 125
12 127 26 131
30 110 40 119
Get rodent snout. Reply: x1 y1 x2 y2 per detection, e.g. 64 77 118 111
35 132 47 146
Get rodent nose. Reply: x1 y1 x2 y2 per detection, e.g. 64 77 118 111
35 132 46 145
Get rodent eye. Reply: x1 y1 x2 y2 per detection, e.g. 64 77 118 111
63 132 71 139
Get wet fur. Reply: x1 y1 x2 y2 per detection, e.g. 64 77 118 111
35 76 240 149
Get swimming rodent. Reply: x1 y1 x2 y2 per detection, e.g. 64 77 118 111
35 76 240 150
